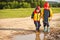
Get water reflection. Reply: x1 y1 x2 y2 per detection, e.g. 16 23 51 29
35 31 46 40
35 32 40 40
12 31 47 40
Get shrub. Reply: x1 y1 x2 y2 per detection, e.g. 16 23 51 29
22 2 31 8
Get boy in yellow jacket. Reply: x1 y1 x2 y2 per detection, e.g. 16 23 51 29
41 2 53 32
31 6 41 31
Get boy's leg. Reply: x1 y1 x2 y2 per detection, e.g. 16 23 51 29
37 21 41 31
47 22 50 32
34 21 37 27
43 21 47 32
34 21 38 31
36 21 39 31
34 21 40 31
43 21 50 32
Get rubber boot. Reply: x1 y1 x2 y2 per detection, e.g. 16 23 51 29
44 26 47 32
47 27 50 32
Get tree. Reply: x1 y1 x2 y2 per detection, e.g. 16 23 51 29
40 0 45 8
57 3 60 7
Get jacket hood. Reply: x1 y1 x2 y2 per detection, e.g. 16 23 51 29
44 2 50 9
34 6 40 13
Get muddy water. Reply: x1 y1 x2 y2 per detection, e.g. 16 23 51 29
12 32 46 40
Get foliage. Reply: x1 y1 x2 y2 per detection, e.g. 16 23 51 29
0 0 60 9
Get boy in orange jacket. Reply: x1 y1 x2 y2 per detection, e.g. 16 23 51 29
31 6 41 31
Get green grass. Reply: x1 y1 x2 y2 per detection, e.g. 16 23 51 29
0 8 34 18
52 8 60 13
0 8 60 18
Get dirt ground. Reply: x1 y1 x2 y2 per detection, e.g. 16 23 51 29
0 13 60 40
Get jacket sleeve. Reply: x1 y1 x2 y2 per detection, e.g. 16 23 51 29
48 8 53 21
31 12 34 19
50 9 53 17
41 9 44 18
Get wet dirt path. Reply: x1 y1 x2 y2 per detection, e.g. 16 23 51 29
0 13 60 40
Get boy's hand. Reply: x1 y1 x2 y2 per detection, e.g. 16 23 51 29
31 17 34 20
31 17 33 19
49 17 52 21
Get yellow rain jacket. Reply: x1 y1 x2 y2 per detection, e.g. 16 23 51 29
33 13 41 21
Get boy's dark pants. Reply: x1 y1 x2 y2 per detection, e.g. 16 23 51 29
34 21 41 31
43 21 49 27
43 9 50 27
